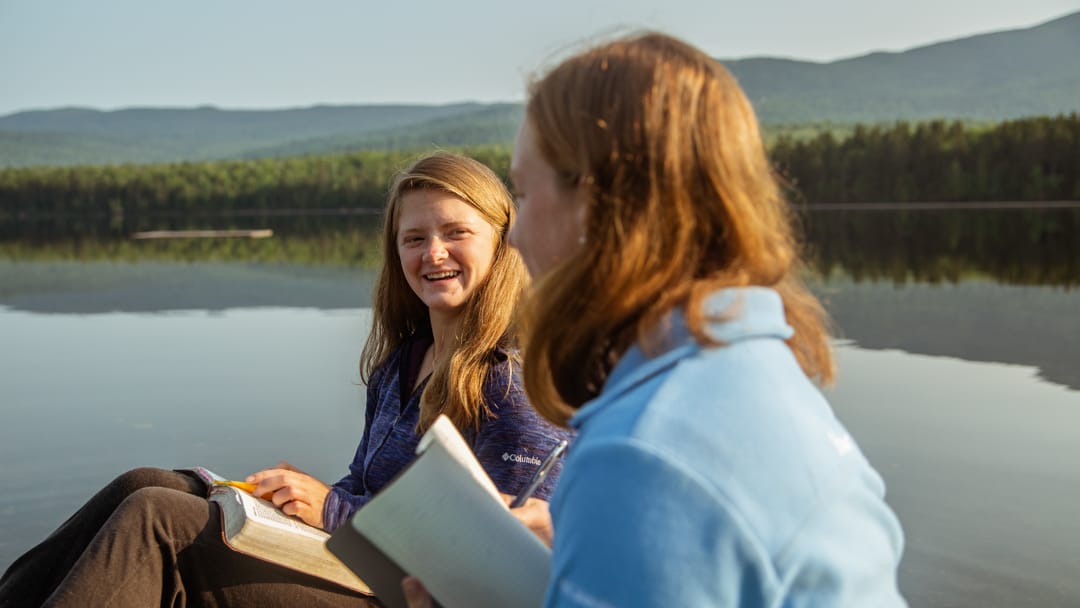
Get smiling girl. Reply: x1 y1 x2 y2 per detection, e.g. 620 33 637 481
0 152 570 608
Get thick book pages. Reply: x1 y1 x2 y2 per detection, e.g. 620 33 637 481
180 467 371 595
327 415 552 608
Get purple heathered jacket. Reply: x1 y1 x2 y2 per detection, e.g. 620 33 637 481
322 336 573 532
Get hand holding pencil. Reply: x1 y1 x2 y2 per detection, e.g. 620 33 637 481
242 461 332 530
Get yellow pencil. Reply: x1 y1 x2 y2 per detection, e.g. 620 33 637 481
213 479 256 492
212 479 273 500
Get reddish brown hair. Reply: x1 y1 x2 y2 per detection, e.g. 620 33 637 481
520 33 834 425
361 152 529 431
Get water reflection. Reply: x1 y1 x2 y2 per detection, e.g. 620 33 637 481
0 260 376 313
2 207 1079 607
0 213 386 268
3 206 1078 390
800 206 1080 287
1 280 1077 607
820 278 1080 390
4 207 1080 287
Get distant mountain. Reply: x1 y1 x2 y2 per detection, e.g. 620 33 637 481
0 103 502 167
723 10 1080 123
240 104 523 159
1 11 1077 167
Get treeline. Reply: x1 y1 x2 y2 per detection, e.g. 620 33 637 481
772 114 1080 203
0 116 1077 218
0 147 510 219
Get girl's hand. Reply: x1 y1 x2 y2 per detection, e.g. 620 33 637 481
500 493 554 547
402 576 434 608
247 461 331 529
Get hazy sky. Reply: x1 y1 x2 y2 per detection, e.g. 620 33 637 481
1 0 1077 116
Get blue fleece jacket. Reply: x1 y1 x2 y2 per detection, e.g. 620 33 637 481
544 287 906 607
322 336 572 532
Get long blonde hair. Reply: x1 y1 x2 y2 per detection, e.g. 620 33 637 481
520 33 834 425
360 152 529 431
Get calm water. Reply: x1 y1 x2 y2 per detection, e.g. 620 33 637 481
1 207 1079 607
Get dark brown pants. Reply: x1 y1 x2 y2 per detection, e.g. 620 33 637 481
0 467 377 608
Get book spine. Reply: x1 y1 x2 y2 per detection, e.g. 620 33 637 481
327 523 411 608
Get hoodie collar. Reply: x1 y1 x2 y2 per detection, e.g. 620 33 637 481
570 287 794 430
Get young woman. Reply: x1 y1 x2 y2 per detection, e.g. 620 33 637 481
405 33 907 608
514 32 906 607
0 152 570 608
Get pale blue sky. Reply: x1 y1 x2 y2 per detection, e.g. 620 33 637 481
1 0 1077 116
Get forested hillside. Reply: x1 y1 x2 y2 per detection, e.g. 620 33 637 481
0 104 500 167
2 116 1076 222
771 115 1080 202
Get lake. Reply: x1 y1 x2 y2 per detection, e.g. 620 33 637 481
1 206 1079 606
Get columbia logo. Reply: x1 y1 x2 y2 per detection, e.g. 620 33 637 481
828 431 854 456
502 452 542 466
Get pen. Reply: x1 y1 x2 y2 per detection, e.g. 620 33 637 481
510 439 569 508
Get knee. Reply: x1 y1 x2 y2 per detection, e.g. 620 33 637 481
109 470 170 494
109 467 185 496
120 486 178 514
112 487 210 541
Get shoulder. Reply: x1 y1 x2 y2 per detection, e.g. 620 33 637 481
576 334 890 541
559 348 906 601
592 332 839 469
549 433 904 606
480 347 525 406
548 437 780 606
554 437 739 517
369 338 413 385
473 349 572 444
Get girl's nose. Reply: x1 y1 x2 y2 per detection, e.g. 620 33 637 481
424 239 448 263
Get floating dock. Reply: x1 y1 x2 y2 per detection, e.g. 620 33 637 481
131 229 274 240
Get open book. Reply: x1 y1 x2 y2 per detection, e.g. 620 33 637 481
326 415 552 608
184 466 371 595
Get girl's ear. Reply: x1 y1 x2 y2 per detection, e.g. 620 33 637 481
573 180 590 245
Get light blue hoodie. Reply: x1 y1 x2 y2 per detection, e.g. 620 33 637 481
544 287 906 607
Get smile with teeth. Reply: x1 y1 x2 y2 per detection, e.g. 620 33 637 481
424 270 461 280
